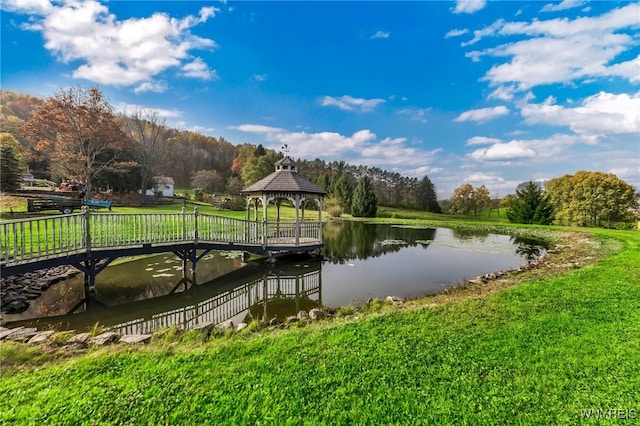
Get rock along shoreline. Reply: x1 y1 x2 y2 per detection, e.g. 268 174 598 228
0 266 80 314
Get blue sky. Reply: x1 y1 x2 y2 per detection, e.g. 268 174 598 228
2 0 639 197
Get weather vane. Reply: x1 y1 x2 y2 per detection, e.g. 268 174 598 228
281 144 290 157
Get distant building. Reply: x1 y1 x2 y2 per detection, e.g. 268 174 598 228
22 173 56 189
22 173 36 187
146 176 175 197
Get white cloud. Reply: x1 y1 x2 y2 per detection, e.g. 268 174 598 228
466 3 640 90
470 141 536 161
115 103 182 118
466 136 503 145
371 30 390 39
404 165 443 177
461 19 505 47
181 58 218 80
487 85 516 102
253 74 267 82
4 0 219 90
541 0 587 13
466 172 505 183
445 28 468 38
606 55 640 83
186 124 217 134
1 0 53 14
133 81 168 94
468 134 581 162
453 0 487 14
230 124 285 134
521 91 640 137
232 124 439 170
319 95 385 112
397 108 430 123
454 106 509 123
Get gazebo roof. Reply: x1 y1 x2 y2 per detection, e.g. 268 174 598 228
241 156 327 195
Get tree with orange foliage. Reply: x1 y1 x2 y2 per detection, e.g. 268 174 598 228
22 86 133 201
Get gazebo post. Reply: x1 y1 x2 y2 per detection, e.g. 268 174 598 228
318 197 323 242
262 194 268 221
254 199 260 221
295 194 300 246
275 199 281 235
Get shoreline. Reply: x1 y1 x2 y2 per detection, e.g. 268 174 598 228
0 227 607 359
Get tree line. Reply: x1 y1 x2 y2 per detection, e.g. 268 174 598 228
2 87 637 225
0 87 440 216
449 174 639 228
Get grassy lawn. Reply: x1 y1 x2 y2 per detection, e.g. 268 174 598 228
1 215 638 424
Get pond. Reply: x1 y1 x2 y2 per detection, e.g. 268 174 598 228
3 221 547 334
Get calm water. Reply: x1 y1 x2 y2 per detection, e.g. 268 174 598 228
4 222 546 333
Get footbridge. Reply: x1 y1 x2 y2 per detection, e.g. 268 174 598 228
0 208 323 290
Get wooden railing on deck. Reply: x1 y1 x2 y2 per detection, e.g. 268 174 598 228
1 208 322 267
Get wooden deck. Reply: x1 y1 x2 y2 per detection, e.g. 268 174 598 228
0 209 322 277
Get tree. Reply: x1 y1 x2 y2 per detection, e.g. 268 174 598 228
500 194 516 210
22 86 133 201
191 170 226 193
242 150 282 186
0 132 28 167
506 181 555 224
124 108 173 197
449 183 474 215
230 143 256 178
416 175 441 213
0 145 22 192
225 176 244 196
314 173 331 192
546 171 638 227
474 185 491 215
351 175 377 217
449 183 491 215
331 174 353 214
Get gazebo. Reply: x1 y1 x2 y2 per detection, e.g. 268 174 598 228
241 156 326 248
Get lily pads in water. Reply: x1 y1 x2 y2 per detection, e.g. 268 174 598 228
415 239 433 245
379 239 409 246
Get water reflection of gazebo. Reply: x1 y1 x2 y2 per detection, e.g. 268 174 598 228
241 156 327 247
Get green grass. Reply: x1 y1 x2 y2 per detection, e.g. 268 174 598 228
378 205 508 223
1 194 311 221
1 221 639 424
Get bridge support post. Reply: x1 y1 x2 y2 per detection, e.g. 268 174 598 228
191 254 198 287
84 261 96 294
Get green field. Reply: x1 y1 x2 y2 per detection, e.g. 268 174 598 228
1 209 639 424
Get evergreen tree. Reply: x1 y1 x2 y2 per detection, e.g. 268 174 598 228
0 145 23 193
351 175 378 217
416 175 441 213
331 174 353 214
506 181 555 225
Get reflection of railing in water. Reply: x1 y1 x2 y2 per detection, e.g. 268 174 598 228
111 267 321 335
